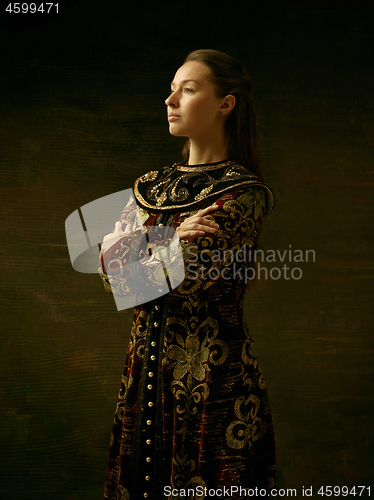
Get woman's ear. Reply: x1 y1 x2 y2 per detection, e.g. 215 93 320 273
219 95 236 115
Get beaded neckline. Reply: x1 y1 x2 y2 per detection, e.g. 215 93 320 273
134 159 274 216
176 159 234 172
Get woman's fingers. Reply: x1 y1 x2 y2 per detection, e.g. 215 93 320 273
194 212 220 230
102 221 128 248
177 203 221 241
114 221 123 233
179 213 220 241
114 220 133 236
101 221 133 253
183 224 215 234
192 205 220 227
196 221 219 231
198 204 219 215
200 218 220 229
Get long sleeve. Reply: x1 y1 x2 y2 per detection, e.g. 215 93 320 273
175 184 270 296
98 195 184 307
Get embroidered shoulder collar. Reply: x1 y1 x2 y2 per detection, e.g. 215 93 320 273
176 159 234 172
133 160 274 215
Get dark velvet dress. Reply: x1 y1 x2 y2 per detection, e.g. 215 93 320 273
100 159 276 500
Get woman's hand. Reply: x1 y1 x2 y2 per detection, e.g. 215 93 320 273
177 204 220 242
101 221 133 253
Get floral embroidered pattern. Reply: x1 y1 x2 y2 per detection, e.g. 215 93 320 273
237 188 268 220
225 394 268 449
167 335 210 381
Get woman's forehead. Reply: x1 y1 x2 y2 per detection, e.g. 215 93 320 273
172 60 211 85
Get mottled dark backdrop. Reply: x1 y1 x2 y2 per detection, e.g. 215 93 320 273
0 1 373 499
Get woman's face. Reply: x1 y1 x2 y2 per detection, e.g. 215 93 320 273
165 61 224 141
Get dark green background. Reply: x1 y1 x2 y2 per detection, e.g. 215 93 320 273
0 1 373 499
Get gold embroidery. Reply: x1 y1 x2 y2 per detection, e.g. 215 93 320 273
237 187 268 220
208 338 229 365
225 394 267 449
127 310 149 359
167 335 210 381
194 184 213 201
139 170 158 182
133 160 274 213
170 178 190 202
114 373 133 422
117 485 130 500
137 206 150 225
241 339 254 366
221 197 256 237
165 295 229 473
156 191 168 207
242 338 266 390
177 160 235 172
171 375 209 438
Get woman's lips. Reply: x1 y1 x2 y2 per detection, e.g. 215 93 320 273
168 114 181 122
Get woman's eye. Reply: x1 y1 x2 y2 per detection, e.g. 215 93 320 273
167 87 192 97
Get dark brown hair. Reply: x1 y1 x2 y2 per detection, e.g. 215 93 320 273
182 49 264 181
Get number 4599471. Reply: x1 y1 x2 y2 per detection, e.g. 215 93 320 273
317 486 370 496
5 3 59 14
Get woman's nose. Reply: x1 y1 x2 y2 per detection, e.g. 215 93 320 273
165 93 177 107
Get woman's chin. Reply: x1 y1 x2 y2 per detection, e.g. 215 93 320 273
168 126 187 138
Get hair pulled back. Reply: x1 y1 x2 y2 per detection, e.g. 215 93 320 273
182 49 264 181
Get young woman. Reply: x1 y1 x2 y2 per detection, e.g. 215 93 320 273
100 49 276 500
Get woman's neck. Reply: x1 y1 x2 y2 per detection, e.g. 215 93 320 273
188 138 228 166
